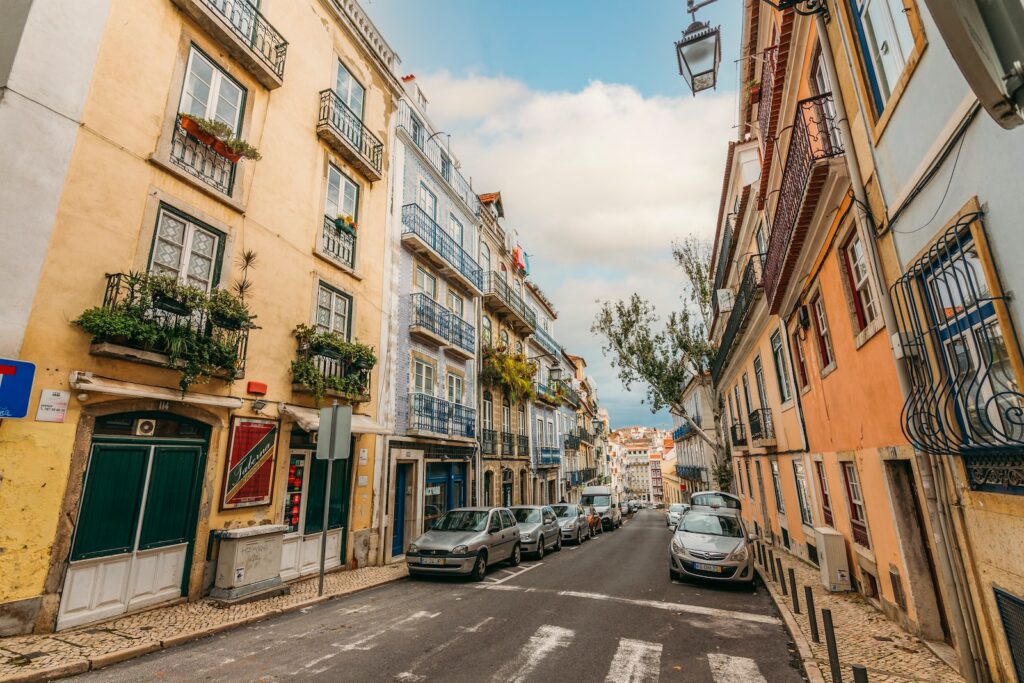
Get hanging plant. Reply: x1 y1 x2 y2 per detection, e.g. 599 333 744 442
334 214 358 237
480 344 537 403
291 324 377 403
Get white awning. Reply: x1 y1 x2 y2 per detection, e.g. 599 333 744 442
70 371 244 409
278 403 388 435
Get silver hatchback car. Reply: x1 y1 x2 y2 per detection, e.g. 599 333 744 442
510 506 562 558
407 507 521 581
551 503 590 544
669 509 756 585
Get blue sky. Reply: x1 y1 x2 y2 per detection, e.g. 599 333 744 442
365 1 742 429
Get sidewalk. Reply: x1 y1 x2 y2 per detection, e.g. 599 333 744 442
0 563 408 682
758 552 965 683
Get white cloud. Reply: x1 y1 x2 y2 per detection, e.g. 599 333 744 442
417 71 733 427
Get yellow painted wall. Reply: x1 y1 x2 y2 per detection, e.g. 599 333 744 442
0 0 395 607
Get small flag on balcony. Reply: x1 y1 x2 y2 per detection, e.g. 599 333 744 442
513 246 527 272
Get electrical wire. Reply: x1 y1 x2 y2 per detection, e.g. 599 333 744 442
889 129 968 235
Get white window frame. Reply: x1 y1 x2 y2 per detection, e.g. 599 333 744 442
843 462 867 523
447 372 463 405
180 47 244 135
335 59 365 119
845 234 880 330
412 357 436 396
770 330 792 402
856 0 916 107
813 296 836 370
418 182 437 222
447 290 464 319
448 213 464 246
315 282 352 338
149 207 222 292
414 265 437 300
325 164 359 221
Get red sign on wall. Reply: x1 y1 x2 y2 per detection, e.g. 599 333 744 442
222 417 279 509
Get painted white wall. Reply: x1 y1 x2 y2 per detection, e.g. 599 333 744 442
0 0 112 357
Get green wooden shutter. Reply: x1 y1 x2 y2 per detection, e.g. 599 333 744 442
71 445 149 561
139 446 203 551
303 444 353 535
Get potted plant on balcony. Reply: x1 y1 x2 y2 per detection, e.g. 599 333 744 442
334 214 358 237
480 345 537 403
147 275 205 316
177 113 261 163
290 324 377 402
207 288 254 330
747 79 761 105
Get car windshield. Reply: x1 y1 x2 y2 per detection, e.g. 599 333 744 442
512 508 542 523
432 510 488 532
669 504 686 513
580 494 610 507
551 505 574 517
692 494 741 509
679 513 744 537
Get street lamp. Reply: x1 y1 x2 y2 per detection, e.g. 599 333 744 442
591 417 604 434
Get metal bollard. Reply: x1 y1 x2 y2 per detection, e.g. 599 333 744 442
805 586 819 643
822 608 842 683
788 567 800 613
768 549 777 582
777 558 787 595
852 664 869 682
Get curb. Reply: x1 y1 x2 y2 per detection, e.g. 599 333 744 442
756 566 826 683
0 571 408 683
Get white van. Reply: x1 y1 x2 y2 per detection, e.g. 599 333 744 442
580 486 622 530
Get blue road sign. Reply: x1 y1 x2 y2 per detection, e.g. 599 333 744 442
0 359 36 419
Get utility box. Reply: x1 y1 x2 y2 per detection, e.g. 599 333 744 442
815 526 852 592
211 524 289 602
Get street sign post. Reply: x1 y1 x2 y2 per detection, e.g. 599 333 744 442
316 402 352 596
0 359 36 419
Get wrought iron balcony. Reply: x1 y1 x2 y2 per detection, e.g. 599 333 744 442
535 382 560 406
564 432 581 451
675 465 705 480
293 342 371 402
763 93 845 311
535 446 561 468
517 435 530 457
711 254 764 383
559 380 582 409
672 416 703 442
730 422 747 448
480 428 497 455
409 293 450 346
396 102 480 216
86 273 250 379
317 89 384 181
483 272 537 334
408 393 476 440
712 214 735 304
533 325 560 357
447 314 475 359
566 467 597 486
171 0 287 89
501 431 515 456
170 116 236 196
401 204 483 293
321 215 356 270
748 408 776 447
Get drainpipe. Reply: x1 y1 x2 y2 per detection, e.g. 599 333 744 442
814 12 983 682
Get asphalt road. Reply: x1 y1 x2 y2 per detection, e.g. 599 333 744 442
73 509 804 682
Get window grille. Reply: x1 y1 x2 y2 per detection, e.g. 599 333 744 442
995 587 1024 683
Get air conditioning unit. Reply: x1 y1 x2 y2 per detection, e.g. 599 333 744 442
814 526 852 592
715 289 734 313
133 419 157 437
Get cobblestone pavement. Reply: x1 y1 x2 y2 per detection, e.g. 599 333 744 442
0 564 407 682
759 552 965 683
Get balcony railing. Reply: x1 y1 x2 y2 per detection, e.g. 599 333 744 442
321 215 356 270
88 272 250 377
170 116 236 195
712 214 735 305
672 416 702 442
501 431 515 455
564 432 581 450
396 102 480 215
763 93 845 308
480 428 497 455
730 422 747 448
757 45 778 152
566 468 597 486
535 446 560 467
711 254 764 383
675 465 705 480
517 434 530 457
172 0 287 88
410 293 450 341
533 325 561 357
408 393 476 439
483 272 537 332
318 89 384 179
402 204 483 291
448 314 475 356
748 408 775 443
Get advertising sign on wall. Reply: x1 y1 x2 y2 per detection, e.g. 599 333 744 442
223 417 279 509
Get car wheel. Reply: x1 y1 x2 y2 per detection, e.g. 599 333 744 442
670 568 682 582
535 537 545 560
554 535 562 552
470 553 487 582
508 543 521 567
576 529 583 544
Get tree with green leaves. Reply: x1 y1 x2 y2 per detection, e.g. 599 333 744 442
592 237 732 491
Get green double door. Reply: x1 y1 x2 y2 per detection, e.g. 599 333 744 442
58 440 205 630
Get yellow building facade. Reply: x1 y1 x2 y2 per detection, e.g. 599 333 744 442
0 0 400 634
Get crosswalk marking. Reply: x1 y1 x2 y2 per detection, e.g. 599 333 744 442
333 610 439 651
605 638 662 683
707 654 768 683
492 625 574 683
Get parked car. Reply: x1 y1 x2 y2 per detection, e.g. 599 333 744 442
580 485 622 530
667 503 690 528
628 500 640 513
511 505 562 558
618 500 630 516
406 507 521 581
689 491 742 517
669 509 755 585
552 503 590 544
585 506 604 537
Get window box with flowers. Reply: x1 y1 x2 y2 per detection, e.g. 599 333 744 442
334 214 358 238
178 113 262 164
290 323 377 403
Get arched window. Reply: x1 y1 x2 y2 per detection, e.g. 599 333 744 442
480 243 491 274
500 330 510 349
482 317 492 346
515 341 523 355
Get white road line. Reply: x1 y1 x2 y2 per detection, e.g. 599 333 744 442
605 638 662 683
458 616 494 633
484 561 543 585
477 584 780 626
333 610 440 651
707 654 768 683
491 625 574 683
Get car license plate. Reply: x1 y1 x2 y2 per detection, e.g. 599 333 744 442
694 562 722 573
420 557 445 566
